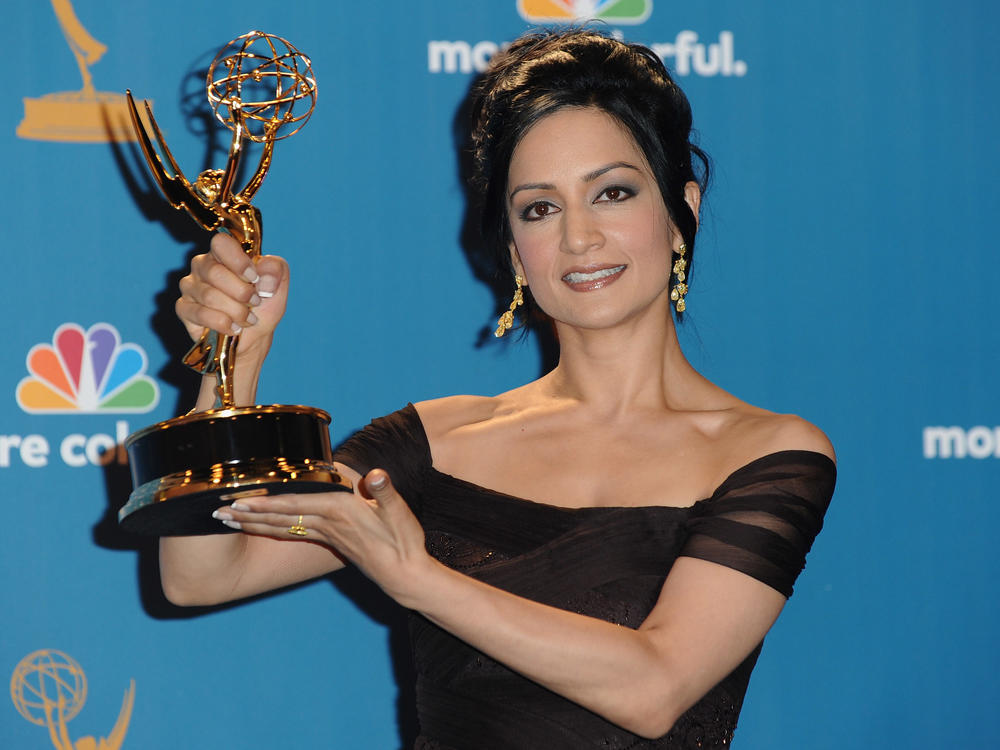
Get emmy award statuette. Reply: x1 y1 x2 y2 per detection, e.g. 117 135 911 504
119 31 351 535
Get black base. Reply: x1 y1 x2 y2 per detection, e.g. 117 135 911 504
119 478 350 535
119 405 352 536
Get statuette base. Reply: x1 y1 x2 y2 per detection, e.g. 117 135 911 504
119 405 351 535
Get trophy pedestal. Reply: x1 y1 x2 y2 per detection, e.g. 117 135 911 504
119 404 351 536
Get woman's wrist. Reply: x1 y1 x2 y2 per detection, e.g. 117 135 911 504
384 553 453 612
189 345 268 411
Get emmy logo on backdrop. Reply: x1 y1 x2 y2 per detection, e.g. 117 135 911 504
17 0 139 142
10 650 135 750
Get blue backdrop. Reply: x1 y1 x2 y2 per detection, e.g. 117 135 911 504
3 1 998 748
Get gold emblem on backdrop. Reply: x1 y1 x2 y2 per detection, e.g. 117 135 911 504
17 0 142 142
10 650 135 749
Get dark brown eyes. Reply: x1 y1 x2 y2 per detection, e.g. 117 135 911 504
597 186 635 203
518 186 635 222
520 202 554 221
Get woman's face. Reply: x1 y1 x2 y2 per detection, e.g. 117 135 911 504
506 106 686 333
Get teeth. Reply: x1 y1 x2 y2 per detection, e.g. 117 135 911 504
563 265 625 283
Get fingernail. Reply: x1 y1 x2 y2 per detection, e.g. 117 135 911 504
222 519 242 530
246 311 258 326
243 266 260 283
368 472 387 490
231 502 251 511
231 323 243 335
212 510 233 521
249 293 262 307
257 275 277 298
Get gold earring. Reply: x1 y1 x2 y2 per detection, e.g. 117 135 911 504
494 275 524 337
670 243 688 313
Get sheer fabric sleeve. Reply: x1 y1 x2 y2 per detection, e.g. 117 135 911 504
333 403 432 516
680 450 836 598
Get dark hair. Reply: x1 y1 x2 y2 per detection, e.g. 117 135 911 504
469 28 709 320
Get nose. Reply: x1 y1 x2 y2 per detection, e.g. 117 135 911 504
560 206 604 255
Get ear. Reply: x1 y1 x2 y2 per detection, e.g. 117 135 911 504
508 242 527 283
683 181 701 231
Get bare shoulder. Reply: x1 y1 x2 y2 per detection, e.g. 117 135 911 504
738 408 836 465
411 387 543 472
411 393 501 441
413 381 540 435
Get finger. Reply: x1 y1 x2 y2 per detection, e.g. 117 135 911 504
175 296 245 337
213 515 310 539
362 469 391 499
211 505 309 534
176 283 257 335
210 232 259 283
217 490 341 518
179 255 260 331
191 253 261 308
209 234 289 306
251 255 289 301
362 470 407 517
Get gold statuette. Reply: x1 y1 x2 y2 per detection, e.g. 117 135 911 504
119 32 350 536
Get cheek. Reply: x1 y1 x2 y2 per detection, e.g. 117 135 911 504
509 226 554 279
608 210 675 270
639 211 678 269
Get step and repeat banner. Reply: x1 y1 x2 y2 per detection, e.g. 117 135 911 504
3 1 997 748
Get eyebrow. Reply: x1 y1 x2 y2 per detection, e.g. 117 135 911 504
508 161 642 201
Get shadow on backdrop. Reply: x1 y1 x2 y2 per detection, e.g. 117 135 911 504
452 71 560 376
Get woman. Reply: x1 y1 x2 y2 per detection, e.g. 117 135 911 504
164 29 836 748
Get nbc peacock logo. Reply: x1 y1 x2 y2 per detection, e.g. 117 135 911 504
16 323 159 414
518 0 653 25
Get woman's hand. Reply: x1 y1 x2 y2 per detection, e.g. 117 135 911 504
211 469 433 604
176 232 289 365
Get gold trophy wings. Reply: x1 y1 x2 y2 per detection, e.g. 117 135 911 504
126 30 317 407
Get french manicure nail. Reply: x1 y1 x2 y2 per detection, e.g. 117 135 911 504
213 510 233 521
231 323 243 335
257 275 277 298
246 311 258 326
243 266 260 283
231 502 251 511
222 519 242 530
249 293 262 307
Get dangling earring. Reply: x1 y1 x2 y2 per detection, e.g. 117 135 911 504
494 275 524 337
670 243 688 313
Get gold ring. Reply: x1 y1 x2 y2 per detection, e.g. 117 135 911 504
288 515 308 536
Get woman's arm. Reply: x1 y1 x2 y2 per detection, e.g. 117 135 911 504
159 232 347 606
405 542 785 738
159 490 351 606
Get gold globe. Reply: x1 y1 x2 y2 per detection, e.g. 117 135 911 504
207 31 317 143
10 649 88 726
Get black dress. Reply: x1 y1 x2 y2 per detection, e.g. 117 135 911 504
335 404 836 750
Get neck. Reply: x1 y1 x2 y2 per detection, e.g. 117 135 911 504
537 300 713 419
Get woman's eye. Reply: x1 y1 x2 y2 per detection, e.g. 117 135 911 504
596 186 634 203
520 201 558 221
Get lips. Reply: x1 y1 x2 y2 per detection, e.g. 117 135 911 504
561 264 626 291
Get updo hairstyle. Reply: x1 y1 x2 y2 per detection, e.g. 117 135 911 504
469 29 709 318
